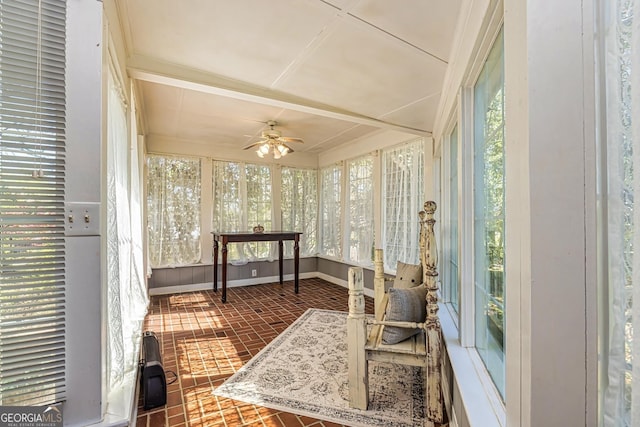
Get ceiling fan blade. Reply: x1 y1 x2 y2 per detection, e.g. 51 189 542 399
279 137 304 144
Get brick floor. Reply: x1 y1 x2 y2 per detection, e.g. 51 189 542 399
136 278 375 427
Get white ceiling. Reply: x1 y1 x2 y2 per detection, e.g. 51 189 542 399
115 0 463 155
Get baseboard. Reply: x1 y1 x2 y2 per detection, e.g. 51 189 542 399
315 272 347 288
314 272 375 298
149 272 316 296
149 271 375 298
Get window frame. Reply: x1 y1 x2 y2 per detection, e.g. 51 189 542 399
471 26 506 400
434 8 507 427
441 121 461 319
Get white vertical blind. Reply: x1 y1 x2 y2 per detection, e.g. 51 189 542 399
0 0 67 405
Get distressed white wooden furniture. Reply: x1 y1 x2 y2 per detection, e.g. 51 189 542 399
347 201 443 423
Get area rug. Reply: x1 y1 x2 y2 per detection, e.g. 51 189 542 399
213 308 427 427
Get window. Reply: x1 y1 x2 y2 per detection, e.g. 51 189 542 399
446 126 460 313
0 0 67 405
146 155 202 267
346 156 374 265
212 160 273 261
473 28 505 399
281 167 317 257
245 163 272 258
319 164 342 258
382 139 425 271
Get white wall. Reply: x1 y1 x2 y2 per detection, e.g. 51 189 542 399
504 0 598 425
65 0 104 425
317 129 419 167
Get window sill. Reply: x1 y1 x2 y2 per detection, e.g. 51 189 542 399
439 303 506 427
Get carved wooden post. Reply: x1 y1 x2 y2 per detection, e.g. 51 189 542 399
347 266 368 410
373 249 386 320
423 201 443 423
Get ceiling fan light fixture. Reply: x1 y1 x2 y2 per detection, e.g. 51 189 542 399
243 120 303 159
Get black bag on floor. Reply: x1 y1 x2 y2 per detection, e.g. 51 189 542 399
140 331 167 410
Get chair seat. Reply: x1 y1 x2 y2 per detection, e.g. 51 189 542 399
365 326 427 356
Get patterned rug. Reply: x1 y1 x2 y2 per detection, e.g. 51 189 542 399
213 308 427 427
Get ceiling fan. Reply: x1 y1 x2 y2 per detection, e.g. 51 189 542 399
243 120 304 159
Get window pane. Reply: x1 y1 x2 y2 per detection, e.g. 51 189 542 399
382 139 425 270
473 28 505 399
347 156 374 265
319 165 342 258
449 126 460 313
245 164 272 258
212 160 273 261
212 161 244 260
147 155 202 267
282 167 317 256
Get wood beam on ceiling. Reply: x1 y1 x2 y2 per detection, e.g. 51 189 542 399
127 54 431 137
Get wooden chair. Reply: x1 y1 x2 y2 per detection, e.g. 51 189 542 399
347 201 444 423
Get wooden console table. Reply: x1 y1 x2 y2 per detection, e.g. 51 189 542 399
211 231 302 303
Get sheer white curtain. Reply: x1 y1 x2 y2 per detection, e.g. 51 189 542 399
146 155 202 267
347 156 375 265
281 167 318 257
106 65 148 409
319 164 343 258
382 139 425 271
603 0 640 424
212 160 273 262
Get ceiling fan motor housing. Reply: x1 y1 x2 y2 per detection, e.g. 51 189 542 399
261 128 281 139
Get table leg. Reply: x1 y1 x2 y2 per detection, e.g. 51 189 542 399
278 240 284 285
221 241 228 303
294 235 300 294
213 240 218 292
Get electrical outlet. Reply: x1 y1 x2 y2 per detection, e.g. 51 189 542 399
251 269 257 277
